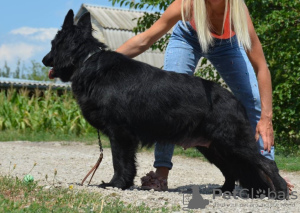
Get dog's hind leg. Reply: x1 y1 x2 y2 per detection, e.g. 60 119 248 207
99 128 139 190
196 145 236 193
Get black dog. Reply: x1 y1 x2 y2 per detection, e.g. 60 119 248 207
43 10 288 199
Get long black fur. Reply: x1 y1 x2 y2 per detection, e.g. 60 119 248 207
42 10 288 199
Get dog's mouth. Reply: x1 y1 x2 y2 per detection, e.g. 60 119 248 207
48 68 55 79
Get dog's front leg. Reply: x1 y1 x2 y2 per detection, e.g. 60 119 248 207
99 129 139 190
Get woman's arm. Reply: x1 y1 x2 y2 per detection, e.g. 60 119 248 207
245 7 274 152
116 0 183 58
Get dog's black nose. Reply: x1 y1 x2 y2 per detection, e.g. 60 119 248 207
42 52 53 67
42 57 47 66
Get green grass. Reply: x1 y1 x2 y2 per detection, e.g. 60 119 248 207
275 155 300 172
0 129 111 147
141 145 207 160
0 130 94 142
173 147 300 172
0 176 179 212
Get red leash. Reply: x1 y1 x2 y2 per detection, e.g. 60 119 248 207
81 129 103 186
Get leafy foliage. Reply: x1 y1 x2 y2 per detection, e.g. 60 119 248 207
110 0 174 51
132 12 171 51
111 0 173 10
194 58 228 89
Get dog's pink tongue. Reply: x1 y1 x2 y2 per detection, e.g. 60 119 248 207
48 69 54 79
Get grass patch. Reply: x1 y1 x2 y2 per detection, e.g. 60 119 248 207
0 130 111 147
0 176 179 212
141 145 207 161
0 129 96 142
275 155 300 172
173 147 300 172
173 146 206 160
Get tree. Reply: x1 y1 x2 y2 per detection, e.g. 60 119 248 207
0 60 50 81
13 60 21 79
0 61 11 78
27 61 49 81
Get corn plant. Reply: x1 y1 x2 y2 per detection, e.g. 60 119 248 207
0 88 94 135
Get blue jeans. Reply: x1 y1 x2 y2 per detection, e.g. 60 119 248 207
154 21 274 170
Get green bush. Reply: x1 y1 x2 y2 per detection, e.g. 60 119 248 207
246 0 300 154
272 71 300 155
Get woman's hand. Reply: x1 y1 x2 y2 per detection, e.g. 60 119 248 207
255 116 274 152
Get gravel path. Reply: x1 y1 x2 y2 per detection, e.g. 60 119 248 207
0 141 299 212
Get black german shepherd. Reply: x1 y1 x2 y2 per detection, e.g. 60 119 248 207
42 10 288 199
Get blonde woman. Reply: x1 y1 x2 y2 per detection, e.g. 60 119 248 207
117 0 291 191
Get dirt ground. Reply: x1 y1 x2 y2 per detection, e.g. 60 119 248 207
0 141 299 212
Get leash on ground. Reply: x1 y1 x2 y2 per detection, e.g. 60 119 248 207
81 129 103 186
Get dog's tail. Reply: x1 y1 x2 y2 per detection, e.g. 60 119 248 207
236 159 274 198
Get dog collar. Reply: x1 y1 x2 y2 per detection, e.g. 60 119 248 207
83 47 103 64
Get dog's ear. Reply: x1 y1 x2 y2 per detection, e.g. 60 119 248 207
77 12 92 34
62 9 74 29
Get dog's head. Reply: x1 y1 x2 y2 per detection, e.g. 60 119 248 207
42 9 94 82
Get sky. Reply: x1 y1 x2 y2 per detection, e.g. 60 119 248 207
0 0 127 74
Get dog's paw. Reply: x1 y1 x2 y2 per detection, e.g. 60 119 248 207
98 180 131 190
98 181 113 189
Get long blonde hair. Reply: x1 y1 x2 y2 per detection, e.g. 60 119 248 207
181 0 251 52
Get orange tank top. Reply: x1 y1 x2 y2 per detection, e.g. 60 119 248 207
190 6 235 39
